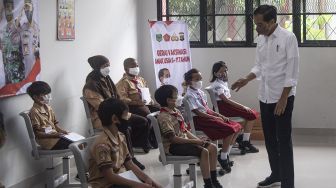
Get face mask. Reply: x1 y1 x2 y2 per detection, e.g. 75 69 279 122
192 81 202 89
162 77 170 85
42 94 52 104
116 117 129 133
175 96 184 107
100 67 110 77
129 67 140 76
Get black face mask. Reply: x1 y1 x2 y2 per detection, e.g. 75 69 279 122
116 118 129 133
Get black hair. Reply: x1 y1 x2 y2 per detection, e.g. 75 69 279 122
123 58 136 68
254 4 277 22
158 68 169 80
98 98 129 127
26 81 51 99
210 61 227 82
184 68 199 85
154 85 178 107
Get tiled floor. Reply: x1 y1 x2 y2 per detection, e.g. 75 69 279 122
36 133 336 188
134 134 336 188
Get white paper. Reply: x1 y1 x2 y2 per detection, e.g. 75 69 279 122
45 126 56 134
62 132 85 142
119 170 141 183
140 87 151 105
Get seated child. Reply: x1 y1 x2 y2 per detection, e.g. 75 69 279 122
155 85 223 188
27 81 72 150
88 98 162 188
210 61 259 153
184 68 242 173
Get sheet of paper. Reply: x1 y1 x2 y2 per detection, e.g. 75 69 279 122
139 87 151 105
62 132 85 142
119 170 141 183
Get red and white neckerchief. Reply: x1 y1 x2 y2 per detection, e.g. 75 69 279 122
130 78 142 94
195 90 211 113
160 108 189 132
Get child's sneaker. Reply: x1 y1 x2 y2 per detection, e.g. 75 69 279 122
217 155 231 173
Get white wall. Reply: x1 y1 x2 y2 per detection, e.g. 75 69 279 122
0 0 139 186
137 0 336 129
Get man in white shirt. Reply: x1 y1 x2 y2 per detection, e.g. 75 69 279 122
231 5 299 188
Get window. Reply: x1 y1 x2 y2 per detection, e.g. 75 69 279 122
158 0 336 47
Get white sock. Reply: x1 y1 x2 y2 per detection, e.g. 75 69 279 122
243 133 251 141
220 151 228 160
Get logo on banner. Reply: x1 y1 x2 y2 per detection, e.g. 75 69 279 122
179 32 185 41
163 34 171 41
156 34 162 42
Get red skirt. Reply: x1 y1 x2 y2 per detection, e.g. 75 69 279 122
217 101 259 121
193 116 241 140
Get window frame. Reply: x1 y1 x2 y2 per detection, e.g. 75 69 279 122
157 0 336 47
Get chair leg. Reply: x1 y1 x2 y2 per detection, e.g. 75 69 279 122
188 164 197 188
173 164 182 188
46 167 55 188
63 156 71 185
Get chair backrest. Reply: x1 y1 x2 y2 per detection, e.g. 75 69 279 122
69 136 98 187
80 97 95 136
182 97 197 135
205 86 219 113
146 111 168 165
19 111 40 159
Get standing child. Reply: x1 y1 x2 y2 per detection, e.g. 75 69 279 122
184 69 242 173
155 85 223 188
210 61 259 153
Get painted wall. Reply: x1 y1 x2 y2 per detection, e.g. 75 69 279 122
137 0 336 129
0 0 139 186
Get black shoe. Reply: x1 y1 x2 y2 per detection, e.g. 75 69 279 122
212 179 223 188
257 176 281 188
142 145 151 153
227 155 234 167
236 134 243 145
240 141 259 153
217 155 231 173
218 169 225 176
204 183 215 188
132 158 145 170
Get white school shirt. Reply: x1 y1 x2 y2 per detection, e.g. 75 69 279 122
185 87 208 117
251 25 299 104
210 79 231 101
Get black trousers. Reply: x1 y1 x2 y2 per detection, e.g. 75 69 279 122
51 137 73 150
260 96 295 188
129 104 160 148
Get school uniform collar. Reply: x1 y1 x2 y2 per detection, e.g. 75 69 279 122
33 102 49 114
161 107 178 114
103 127 121 145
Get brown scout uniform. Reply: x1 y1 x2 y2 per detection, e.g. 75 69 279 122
157 107 188 154
88 127 131 188
83 77 117 129
116 74 153 105
29 103 60 149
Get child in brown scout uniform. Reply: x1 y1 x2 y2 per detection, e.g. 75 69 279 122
155 85 223 188
27 81 72 150
88 98 162 188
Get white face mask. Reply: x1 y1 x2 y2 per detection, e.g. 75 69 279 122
175 95 184 107
162 77 170 85
192 81 202 89
100 67 110 77
42 94 52 104
129 67 140 76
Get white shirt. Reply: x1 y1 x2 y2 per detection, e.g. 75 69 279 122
185 87 208 116
251 25 299 104
210 79 231 100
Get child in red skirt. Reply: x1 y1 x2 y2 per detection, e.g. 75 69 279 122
184 68 242 173
210 61 259 153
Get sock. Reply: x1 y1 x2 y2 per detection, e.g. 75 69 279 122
204 178 212 186
210 170 217 181
243 133 251 141
220 151 228 160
